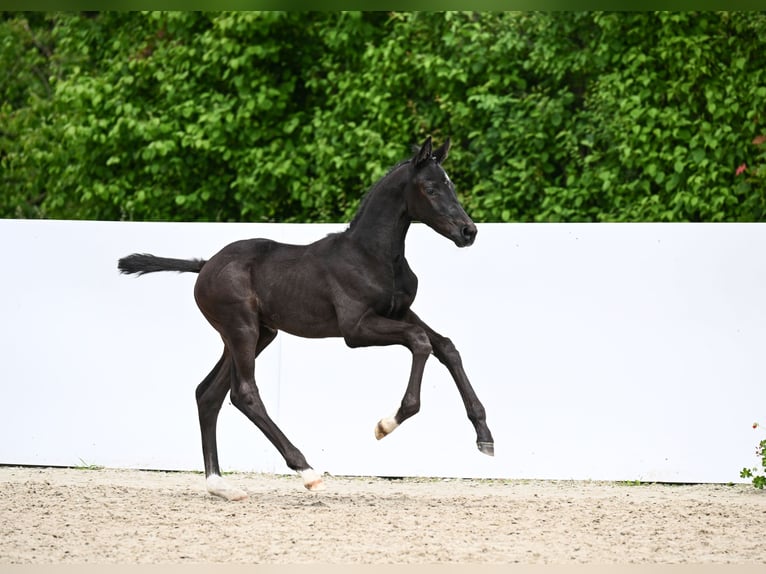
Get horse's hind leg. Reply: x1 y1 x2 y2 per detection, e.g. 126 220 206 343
197 327 289 500
196 351 249 501
225 323 324 492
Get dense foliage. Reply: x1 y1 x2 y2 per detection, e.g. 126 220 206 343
2 11 766 222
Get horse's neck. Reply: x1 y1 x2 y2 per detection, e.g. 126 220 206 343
346 174 411 261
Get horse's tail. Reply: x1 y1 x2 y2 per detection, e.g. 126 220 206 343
117 253 206 276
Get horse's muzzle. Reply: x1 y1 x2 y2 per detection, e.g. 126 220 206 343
457 222 477 247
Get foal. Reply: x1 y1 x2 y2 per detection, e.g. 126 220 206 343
119 137 494 500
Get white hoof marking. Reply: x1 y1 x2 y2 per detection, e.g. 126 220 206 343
300 468 325 491
206 474 248 501
375 415 399 440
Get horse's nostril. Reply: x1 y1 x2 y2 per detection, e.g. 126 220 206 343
462 224 477 240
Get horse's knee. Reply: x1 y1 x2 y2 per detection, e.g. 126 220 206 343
409 331 432 357
434 336 462 366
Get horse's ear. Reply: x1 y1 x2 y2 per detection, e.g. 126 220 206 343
433 138 450 164
413 136 433 168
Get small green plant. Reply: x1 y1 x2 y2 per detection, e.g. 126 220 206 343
75 458 104 471
740 422 766 489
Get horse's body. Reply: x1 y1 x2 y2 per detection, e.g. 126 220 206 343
119 137 494 500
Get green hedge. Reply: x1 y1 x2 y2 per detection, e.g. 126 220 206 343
2 11 765 222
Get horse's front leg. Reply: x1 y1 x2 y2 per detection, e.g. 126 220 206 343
339 310 433 440
405 311 494 456
373 341 429 441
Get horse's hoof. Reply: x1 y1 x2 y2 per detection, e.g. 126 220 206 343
206 474 249 501
300 468 326 491
477 441 494 456
305 479 326 492
375 416 399 440
374 422 387 440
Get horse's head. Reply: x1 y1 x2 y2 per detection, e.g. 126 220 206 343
405 137 477 248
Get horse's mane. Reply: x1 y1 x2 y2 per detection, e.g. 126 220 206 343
347 158 411 230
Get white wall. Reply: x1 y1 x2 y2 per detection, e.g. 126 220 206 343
1 219 764 484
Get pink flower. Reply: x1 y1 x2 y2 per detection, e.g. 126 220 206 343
736 163 748 176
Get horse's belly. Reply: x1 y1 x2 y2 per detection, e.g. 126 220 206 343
277 318 342 339
261 299 341 339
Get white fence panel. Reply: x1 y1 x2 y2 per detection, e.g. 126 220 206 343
1 220 764 483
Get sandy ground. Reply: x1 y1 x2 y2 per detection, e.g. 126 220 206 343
0 466 764 564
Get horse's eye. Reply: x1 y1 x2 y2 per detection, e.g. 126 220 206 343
426 187 437 196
